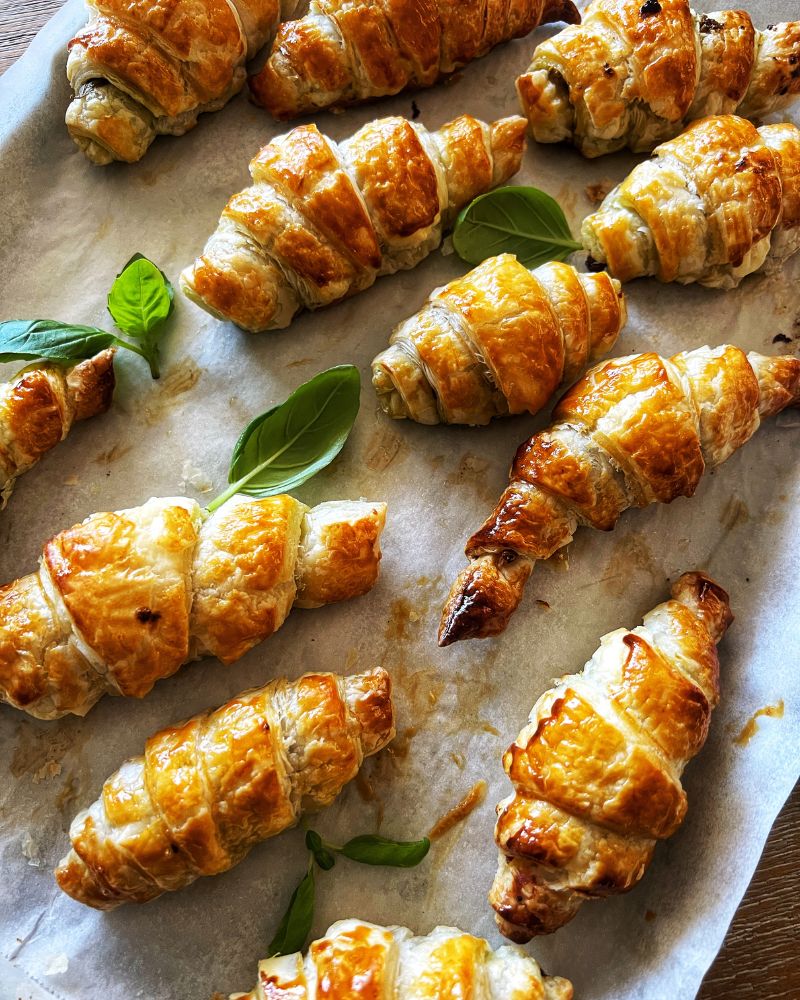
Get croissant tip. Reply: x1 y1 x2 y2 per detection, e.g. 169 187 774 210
543 0 581 25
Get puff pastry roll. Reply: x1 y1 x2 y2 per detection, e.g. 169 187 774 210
0 351 115 507
65 0 304 164
231 919 573 1000
439 346 799 644
372 255 625 425
517 1 800 157
56 668 394 908
491 572 731 939
581 115 800 287
0 494 386 719
250 0 580 120
180 113 527 332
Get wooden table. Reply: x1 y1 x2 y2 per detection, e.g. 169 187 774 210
1 7 798 998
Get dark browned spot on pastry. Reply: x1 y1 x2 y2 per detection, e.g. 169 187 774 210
639 0 661 16
699 15 723 33
170 843 180 854
734 156 750 173
585 255 607 273
773 332 792 344
135 607 161 624
501 549 518 563
603 63 615 77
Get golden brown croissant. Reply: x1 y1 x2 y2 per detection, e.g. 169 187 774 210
371 255 625 425
231 919 573 999
0 494 385 719
439 346 799 645
249 0 580 120
581 115 800 287
517 1 800 157
65 0 304 164
0 351 115 507
180 113 527 332
55 667 394 909
491 571 731 940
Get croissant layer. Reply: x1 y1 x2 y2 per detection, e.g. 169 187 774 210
55 669 394 908
180 114 527 332
518 2 800 157
0 494 385 719
439 346 799 644
231 919 573 999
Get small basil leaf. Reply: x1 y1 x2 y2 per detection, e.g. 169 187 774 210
305 830 336 871
266 866 315 959
107 254 174 378
0 320 117 364
207 365 361 512
338 835 431 868
452 186 583 270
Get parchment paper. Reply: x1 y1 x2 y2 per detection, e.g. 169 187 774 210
0 2 797 997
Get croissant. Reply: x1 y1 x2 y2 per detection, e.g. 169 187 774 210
581 115 800 287
180 113 527 332
517 1 800 157
65 0 304 164
371 255 626 425
439 346 799 645
491 571 731 940
231 919 573 1000
55 667 394 908
0 494 385 719
0 351 115 507
249 0 580 120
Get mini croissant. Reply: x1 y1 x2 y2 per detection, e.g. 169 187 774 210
180 114 527 332
518 1 800 156
66 0 303 164
491 572 731 940
250 0 579 120
0 351 115 507
439 346 799 644
372 255 625 425
56 668 394 909
581 115 800 287
0 494 385 719
231 919 573 1000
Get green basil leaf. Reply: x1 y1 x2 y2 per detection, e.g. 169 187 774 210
0 320 117 364
452 186 583 270
305 830 336 871
207 365 361 512
338 835 431 868
107 254 174 378
266 866 315 959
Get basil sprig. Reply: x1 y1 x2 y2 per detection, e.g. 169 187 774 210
0 253 173 378
267 830 430 958
452 186 582 270
207 365 361 513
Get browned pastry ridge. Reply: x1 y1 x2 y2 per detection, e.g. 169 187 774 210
250 0 580 120
581 115 800 287
180 113 527 332
0 351 115 507
491 571 731 940
439 346 799 645
231 919 572 1000
66 0 304 164
371 255 625 425
517 0 800 156
0 493 386 719
55 667 394 908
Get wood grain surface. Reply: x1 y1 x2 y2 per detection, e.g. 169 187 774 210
0 6 797 1000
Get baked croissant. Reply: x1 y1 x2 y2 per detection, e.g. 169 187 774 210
439 346 799 645
517 1 800 157
0 494 385 719
231 919 573 1000
180 113 527 332
371 255 625 425
0 351 115 507
55 667 394 909
65 0 304 164
581 115 800 287
491 571 731 940
250 0 580 120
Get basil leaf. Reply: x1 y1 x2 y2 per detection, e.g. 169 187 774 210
107 253 174 378
266 866 315 958
452 186 582 270
305 831 336 871
207 365 361 512
338 835 431 868
0 320 117 364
